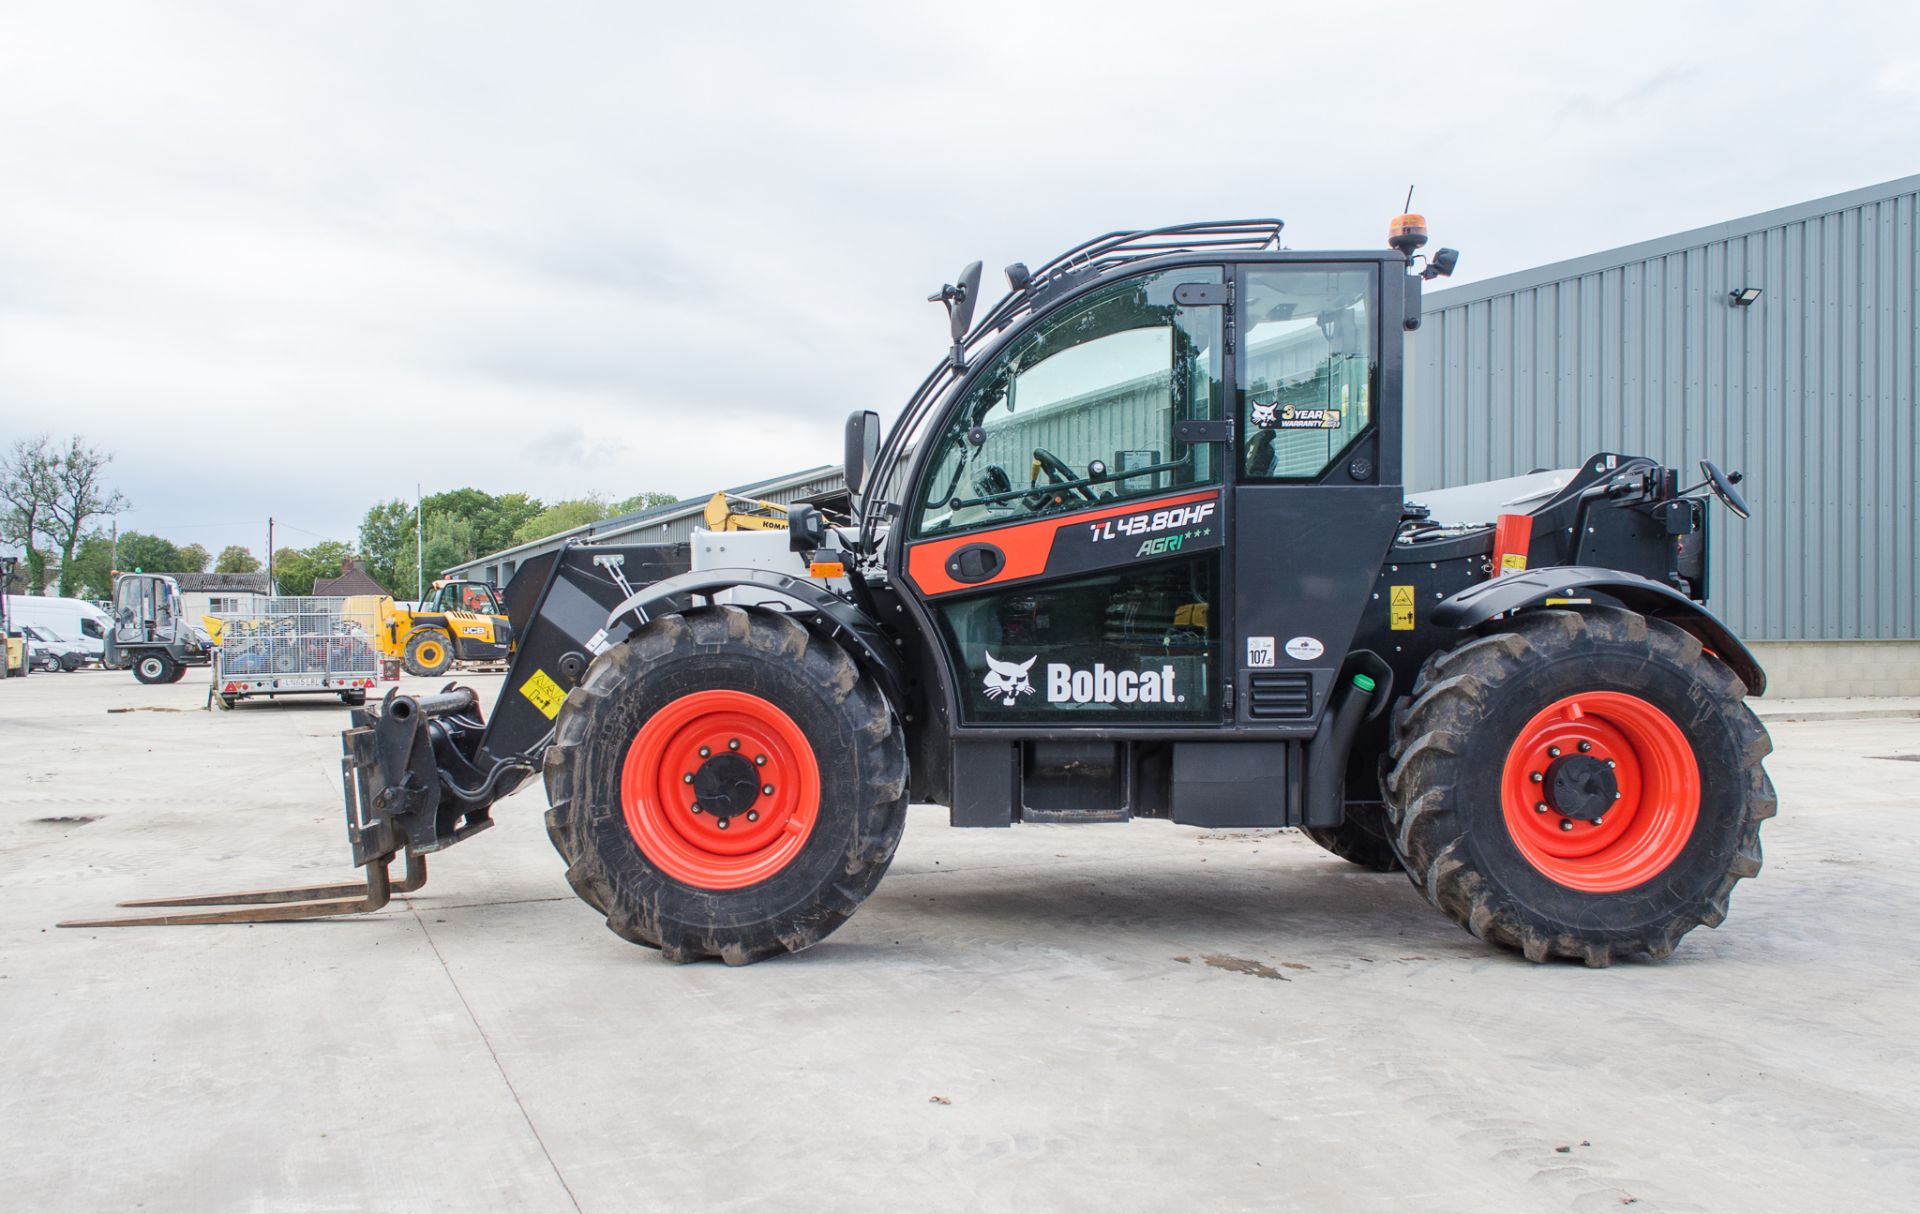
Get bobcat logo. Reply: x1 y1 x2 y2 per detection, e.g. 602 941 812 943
982 652 1037 706
1251 399 1279 429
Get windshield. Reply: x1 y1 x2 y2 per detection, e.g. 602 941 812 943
910 268 1223 538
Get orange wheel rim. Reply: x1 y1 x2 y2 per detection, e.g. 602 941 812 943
1501 691 1700 893
418 642 443 664
619 690 821 890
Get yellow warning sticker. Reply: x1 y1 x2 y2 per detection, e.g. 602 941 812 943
1389 584 1416 631
1499 552 1528 574
518 668 568 719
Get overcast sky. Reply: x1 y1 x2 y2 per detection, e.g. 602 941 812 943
2 2 1916 559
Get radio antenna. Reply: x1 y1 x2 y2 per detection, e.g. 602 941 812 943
1404 184 1415 213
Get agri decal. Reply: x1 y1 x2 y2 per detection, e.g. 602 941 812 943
984 654 1183 706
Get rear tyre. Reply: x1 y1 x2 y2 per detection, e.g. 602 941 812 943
133 652 175 685
1302 802 1402 872
1383 608 1774 966
403 631 453 677
164 661 188 683
544 606 907 965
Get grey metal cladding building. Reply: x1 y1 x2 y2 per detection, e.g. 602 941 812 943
453 175 1916 695
1407 173 1918 694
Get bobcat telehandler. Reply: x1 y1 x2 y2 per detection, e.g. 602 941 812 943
67 215 1774 968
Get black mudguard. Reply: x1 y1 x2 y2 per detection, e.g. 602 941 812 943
1432 566 1766 696
602 568 907 713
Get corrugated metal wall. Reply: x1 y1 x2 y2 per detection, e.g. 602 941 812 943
1408 175 1919 642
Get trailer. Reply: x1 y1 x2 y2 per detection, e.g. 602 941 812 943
207 596 380 709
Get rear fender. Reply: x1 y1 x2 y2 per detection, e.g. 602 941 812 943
1432 566 1766 696
602 568 907 714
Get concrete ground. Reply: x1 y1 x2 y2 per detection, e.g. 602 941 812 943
1 667 1916 1213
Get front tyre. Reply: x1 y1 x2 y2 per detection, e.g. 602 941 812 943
1383 608 1775 966
403 631 453 677
543 606 908 965
133 652 175 685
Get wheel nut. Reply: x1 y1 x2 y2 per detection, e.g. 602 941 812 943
728 738 740 750
1614 791 1622 800
699 746 711 758
682 773 694 784
754 754 767 766
716 817 730 830
762 784 775 796
1535 802 1550 813
1604 759 1616 769
690 804 702 814
746 811 759 822
1578 741 1593 753
1559 819 1574 832
1593 816 1605 826
1547 746 1561 757
1530 771 1544 783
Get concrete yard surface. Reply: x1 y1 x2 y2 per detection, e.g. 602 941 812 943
2 669 1917 1212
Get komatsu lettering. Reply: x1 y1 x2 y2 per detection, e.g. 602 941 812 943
1046 662 1181 704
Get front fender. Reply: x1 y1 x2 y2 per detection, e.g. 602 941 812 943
1432 566 1766 696
602 568 907 714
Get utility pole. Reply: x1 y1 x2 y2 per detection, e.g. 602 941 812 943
110 521 118 575
267 517 274 590
415 484 424 602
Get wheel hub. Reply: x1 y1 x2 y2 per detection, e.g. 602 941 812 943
1542 754 1617 822
1500 691 1702 893
620 690 820 890
691 753 763 819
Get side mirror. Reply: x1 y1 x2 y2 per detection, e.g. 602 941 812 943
843 409 882 499
929 261 984 369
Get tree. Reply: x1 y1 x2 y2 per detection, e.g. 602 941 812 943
43 437 128 597
177 543 211 574
613 490 679 514
512 497 609 544
113 531 186 575
273 539 355 596
0 435 59 593
65 533 117 599
214 545 260 574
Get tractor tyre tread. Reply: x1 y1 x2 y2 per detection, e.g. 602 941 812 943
1382 608 1773 967
543 606 906 965
1301 802 1403 872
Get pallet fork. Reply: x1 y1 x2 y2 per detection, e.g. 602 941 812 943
59 688 499 929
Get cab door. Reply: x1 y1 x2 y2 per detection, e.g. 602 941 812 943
897 267 1230 728
1229 262 1404 728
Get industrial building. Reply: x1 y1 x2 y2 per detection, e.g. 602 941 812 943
450 174 1917 697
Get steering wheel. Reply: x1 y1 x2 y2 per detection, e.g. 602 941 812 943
1699 460 1750 519
1030 447 1099 507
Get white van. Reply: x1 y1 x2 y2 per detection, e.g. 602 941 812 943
2 595 111 661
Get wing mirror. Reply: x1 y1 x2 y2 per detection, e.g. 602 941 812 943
843 409 882 501
929 261 984 370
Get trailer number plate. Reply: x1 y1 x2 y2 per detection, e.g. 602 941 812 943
519 668 568 719
1389 585 1416 631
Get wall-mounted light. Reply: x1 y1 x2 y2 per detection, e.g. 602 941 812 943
1729 287 1763 307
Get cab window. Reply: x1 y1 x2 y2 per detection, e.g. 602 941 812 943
1240 267 1376 479
911 268 1223 538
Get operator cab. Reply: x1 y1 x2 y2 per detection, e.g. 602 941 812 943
426 580 501 616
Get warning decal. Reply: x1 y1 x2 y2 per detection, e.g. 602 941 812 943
518 668 568 719
1389 585 1416 631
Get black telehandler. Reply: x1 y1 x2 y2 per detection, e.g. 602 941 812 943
67 214 1773 967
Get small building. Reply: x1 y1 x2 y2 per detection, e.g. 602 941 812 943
174 572 275 620
313 557 388 598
